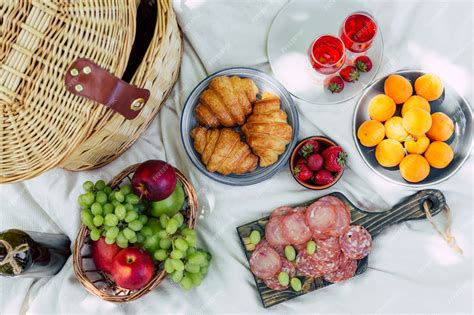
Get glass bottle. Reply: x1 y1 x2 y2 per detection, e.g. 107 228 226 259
0 229 71 277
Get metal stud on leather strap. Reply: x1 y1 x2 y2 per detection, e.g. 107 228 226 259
130 98 145 111
65 58 150 120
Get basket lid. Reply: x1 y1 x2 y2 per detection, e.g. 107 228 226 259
0 0 136 182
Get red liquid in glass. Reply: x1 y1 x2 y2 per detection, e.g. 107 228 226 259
340 13 377 53
309 35 345 75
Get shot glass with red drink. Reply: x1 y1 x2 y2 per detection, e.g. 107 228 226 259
308 35 346 75
339 12 377 53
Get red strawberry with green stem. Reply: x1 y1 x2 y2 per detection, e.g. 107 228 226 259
327 76 344 93
340 66 359 82
293 163 313 182
355 56 372 72
299 139 320 157
322 146 347 172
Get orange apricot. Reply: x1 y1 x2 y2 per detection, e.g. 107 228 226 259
401 95 430 117
375 139 405 167
426 112 454 141
424 141 454 169
399 154 430 183
368 94 396 122
414 73 444 101
357 120 386 147
384 74 413 104
402 108 432 135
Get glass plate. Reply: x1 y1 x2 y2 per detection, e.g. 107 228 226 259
180 67 299 186
267 0 383 105
353 70 473 187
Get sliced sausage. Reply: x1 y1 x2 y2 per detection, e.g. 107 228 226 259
250 244 282 280
281 212 312 245
340 225 372 259
265 216 288 247
305 199 338 236
263 258 296 290
323 254 357 283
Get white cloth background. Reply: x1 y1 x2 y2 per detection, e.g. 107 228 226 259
1 0 473 314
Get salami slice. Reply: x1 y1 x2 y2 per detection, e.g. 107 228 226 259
306 199 338 237
340 225 372 259
310 253 341 274
250 244 282 280
265 216 288 247
312 237 341 261
293 206 307 213
326 197 351 237
323 254 357 283
295 251 322 278
270 206 293 219
263 258 296 291
281 212 312 245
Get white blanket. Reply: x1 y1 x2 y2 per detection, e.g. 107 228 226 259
1 0 472 313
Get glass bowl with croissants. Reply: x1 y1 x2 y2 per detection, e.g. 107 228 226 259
181 68 299 185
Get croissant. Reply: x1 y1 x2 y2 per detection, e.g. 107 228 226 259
241 92 293 167
191 127 258 175
194 76 258 128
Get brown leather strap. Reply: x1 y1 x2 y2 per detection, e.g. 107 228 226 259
64 58 150 120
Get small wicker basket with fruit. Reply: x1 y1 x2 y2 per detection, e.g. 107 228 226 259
73 160 210 302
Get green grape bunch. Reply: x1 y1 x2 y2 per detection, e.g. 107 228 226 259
78 180 147 248
140 212 211 291
78 179 211 291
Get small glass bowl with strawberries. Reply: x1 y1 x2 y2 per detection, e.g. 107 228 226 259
290 136 347 189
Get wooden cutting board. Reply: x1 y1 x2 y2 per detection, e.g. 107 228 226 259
236 189 446 308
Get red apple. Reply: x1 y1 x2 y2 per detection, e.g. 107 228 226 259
92 237 121 274
132 160 177 201
111 248 155 290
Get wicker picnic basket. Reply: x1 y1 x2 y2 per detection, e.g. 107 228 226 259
73 163 198 302
0 0 182 183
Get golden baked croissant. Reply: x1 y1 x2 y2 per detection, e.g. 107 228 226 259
241 92 293 167
191 127 258 175
194 76 258 128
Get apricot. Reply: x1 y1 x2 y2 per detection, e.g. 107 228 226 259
375 139 405 167
368 94 396 122
404 135 430 154
415 73 444 101
384 74 413 104
401 95 431 117
384 116 409 142
426 112 454 141
357 120 385 147
399 154 430 183
424 141 454 169
402 108 432 135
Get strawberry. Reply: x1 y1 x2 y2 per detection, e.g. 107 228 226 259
327 76 344 93
293 163 313 182
355 56 372 73
299 139 320 158
339 66 359 82
313 169 334 185
296 157 307 167
306 154 323 171
322 146 347 172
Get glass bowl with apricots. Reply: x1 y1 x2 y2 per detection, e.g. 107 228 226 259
353 70 472 187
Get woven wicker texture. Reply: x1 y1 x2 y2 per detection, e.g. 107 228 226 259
0 0 183 182
61 0 183 171
0 0 135 182
73 164 199 302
